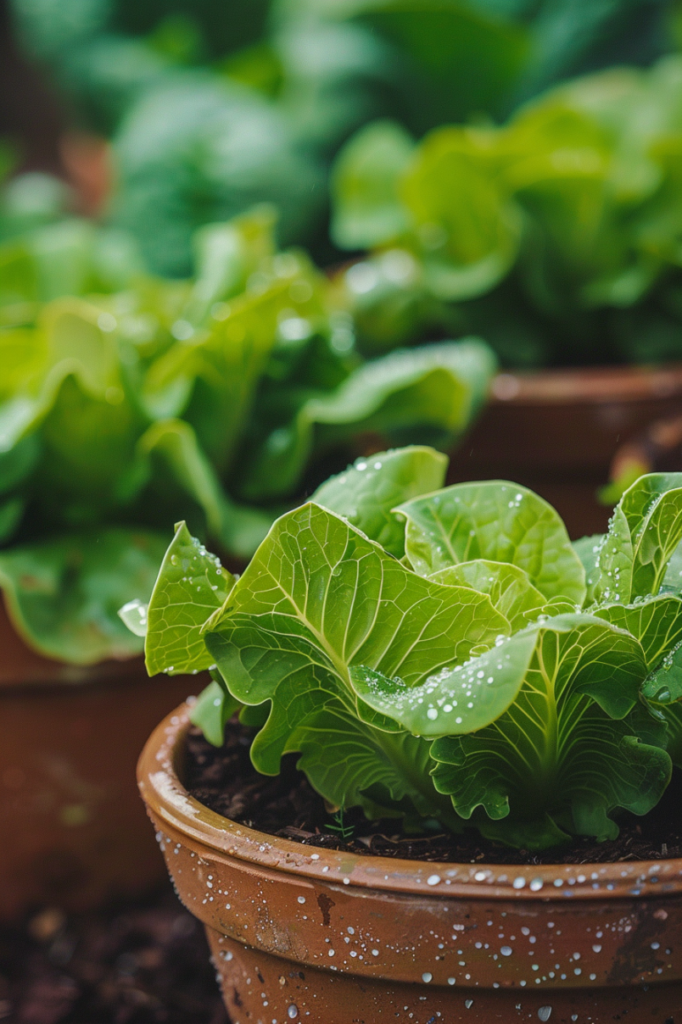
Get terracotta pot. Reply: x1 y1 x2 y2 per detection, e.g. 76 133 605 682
139 704 682 1023
0 602 202 922
448 363 682 539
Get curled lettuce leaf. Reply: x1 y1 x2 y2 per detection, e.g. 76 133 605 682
135 453 682 847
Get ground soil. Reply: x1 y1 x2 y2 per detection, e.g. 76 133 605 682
0 888 228 1024
185 719 682 866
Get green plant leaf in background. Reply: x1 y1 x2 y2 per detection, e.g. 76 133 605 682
400 126 523 301
398 479 586 602
330 119 414 249
0 528 168 664
311 444 447 556
240 338 496 500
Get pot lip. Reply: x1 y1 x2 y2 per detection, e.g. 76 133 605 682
139 703 682 902
490 362 682 406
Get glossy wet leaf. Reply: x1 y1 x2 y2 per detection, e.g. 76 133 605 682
431 559 545 630
399 479 585 603
594 474 682 603
142 521 236 676
312 445 447 557
203 502 508 773
427 614 665 849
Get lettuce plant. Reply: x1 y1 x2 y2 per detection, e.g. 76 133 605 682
132 445 682 850
332 56 682 366
0 202 494 665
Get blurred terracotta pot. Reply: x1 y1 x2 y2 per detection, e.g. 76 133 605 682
0 602 201 922
139 704 682 1023
448 363 682 539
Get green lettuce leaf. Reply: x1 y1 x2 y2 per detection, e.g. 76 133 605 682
240 338 496 500
0 528 168 664
189 676 242 747
312 445 447 557
400 127 522 301
398 479 585 603
423 614 668 849
593 474 682 603
595 595 682 672
290 704 458 827
430 560 546 631
203 502 508 775
331 119 414 250
140 521 236 676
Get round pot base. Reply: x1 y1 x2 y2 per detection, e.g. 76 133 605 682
208 930 681 1023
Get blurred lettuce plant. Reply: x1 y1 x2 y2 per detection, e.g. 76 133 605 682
0 193 495 664
8 0 671 275
332 56 682 365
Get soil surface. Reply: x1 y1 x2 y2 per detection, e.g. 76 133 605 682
186 720 682 866
0 887 228 1024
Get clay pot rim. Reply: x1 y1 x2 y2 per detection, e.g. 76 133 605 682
139 703 682 903
490 362 682 405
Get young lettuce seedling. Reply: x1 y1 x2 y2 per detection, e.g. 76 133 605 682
124 448 682 850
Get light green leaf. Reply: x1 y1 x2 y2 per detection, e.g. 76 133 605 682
427 614 661 848
431 559 546 630
331 119 414 250
0 529 168 665
138 418 273 558
182 205 277 326
291 703 458 826
203 502 508 773
312 445 448 557
241 339 496 500
572 533 604 607
399 480 585 603
189 677 242 747
401 126 522 301
643 644 682 706
595 474 682 603
595 595 682 671
118 598 149 637
143 521 236 677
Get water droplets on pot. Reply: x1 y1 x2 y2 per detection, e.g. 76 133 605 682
287 1005 299 1019
538 1009 552 1022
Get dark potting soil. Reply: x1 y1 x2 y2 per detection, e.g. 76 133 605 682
0 887 228 1024
185 719 682 867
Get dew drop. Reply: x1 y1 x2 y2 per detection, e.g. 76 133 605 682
538 1008 552 1022
427 874 441 886
465 1000 474 1009
287 1006 299 1019
500 946 513 956
422 972 432 983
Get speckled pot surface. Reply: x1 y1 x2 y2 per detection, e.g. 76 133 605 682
0 603 200 921
138 705 682 1024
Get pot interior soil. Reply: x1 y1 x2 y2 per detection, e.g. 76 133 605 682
0 885 227 1024
185 719 682 867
